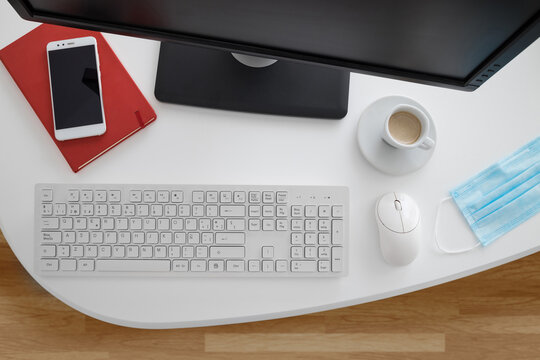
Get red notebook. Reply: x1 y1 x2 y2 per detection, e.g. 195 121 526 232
0 24 156 172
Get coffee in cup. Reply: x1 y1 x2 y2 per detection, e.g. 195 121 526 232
382 104 435 150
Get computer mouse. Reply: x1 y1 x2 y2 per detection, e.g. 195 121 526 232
375 192 421 266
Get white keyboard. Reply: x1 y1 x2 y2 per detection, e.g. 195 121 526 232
35 184 348 277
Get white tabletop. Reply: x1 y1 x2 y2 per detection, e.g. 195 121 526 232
1 2 539 328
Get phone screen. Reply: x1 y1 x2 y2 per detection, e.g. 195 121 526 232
48 45 104 130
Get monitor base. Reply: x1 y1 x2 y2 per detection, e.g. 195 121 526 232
155 42 350 119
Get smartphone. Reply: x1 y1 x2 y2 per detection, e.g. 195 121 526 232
47 36 106 141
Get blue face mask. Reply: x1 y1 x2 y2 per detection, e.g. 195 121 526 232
445 136 540 248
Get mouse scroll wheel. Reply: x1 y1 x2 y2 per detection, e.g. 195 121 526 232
394 200 402 211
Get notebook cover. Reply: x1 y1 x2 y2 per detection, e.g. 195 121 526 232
0 24 156 172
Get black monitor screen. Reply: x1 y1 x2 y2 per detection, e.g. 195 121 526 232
28 0 540 81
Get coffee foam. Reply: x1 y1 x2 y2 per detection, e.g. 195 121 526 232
388 111 422 145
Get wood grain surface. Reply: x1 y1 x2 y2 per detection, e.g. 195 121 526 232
1 229 539 359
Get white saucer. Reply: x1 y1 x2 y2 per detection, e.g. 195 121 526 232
357 96 437 176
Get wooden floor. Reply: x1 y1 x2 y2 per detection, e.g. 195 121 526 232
1 229 540 359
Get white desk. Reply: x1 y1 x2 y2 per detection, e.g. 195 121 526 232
1 2 539 329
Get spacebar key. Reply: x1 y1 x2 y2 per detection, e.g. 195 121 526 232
96 260 171 272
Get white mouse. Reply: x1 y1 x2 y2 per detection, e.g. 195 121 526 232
375 192 421 266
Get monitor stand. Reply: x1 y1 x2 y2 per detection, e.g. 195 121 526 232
155 42 350 119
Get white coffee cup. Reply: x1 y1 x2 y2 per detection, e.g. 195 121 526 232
382 104 435 150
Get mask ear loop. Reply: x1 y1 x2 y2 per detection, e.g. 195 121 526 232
435 196 481 254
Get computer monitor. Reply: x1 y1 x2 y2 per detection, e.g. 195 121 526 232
8 0 540 119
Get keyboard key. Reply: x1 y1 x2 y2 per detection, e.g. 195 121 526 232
291 247 303 258
68 204 80 216
191 259 206 272
220 191 232 203
96 204 107 216
226 260 244 272
319 219 331 231
262 206 274 217
41 203 53 216
220 205 245 217
40 189 53 202
79 259 95 271
276 192 288 203
318 247 331 259
262 246 274 258
76 232 89 243
40 259 59 271
210 246 245 258
182 246 194 258
249 205 261 217
154 246 166 258
319 205 331 217
157 191 169 203
226 219 245 231
127 246 139 258
276 205 287 217
95 190 107 202
304 233 316 244
233 192 246 203
305 205 317 217
209 260 224 271
332 220 343 244
291 219 303 231
168 246 180 258
84 245 98 257
291 260 317 272
108 205 120 216
332 247 343 272
171 191 184 203
63 232 75 243
206 191 218 203
72 245 84 257
291 206 303 217
332 205 344 218
318 233 331 245
99 246 112 257
262 219 274 231
40 245 56 257
192 191 204 203
196 246 209 258
60 259 77 271
60 218 73 230
143 191 156 203
262 260 274 272
276 260 288 272
262 191 274 203
96 260 170 272
67 190 79 202
305 246 317 258
206 205 218 217
53 203 66 216
129 190 142 202
81 190 93 202
141 246 153 258
172 260 189 272
291 233 303 245
109 190 121 202
133 232 144 244
318 260 330 272
41 218 59 229
248 219 261 231
248 260 260 272
249 192 261 203
41 232 61 243
276 219 288 231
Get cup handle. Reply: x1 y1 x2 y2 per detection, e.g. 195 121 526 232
419 137 435 150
